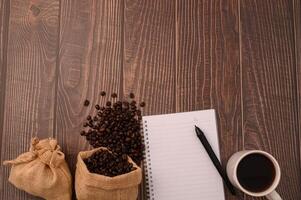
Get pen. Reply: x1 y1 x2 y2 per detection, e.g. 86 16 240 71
195 125 236 195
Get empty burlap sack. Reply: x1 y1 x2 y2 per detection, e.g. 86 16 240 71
3 137 72 200
75 147 142 200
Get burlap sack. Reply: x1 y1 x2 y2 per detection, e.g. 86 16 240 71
3 137 72 200
75 147 142 200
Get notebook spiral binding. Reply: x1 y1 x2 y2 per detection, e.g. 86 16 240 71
142 120 154 200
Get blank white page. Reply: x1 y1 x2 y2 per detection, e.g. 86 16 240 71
142 109 225 200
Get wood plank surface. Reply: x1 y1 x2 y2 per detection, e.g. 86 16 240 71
0 0 9 159
0 0 300 199
176 0 242 199
241 0 301 199
56 0 123 198
0 0 9 196
124 0 176 115
0 0 60 199
124 0 176 199
294 0 301 170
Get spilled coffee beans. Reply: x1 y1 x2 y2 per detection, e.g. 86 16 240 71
84 149 136 177
80 92 145 164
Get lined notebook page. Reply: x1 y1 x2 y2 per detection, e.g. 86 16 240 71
142 109 225 200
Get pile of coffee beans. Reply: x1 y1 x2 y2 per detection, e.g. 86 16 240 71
84 149 136 177
80 92 145 165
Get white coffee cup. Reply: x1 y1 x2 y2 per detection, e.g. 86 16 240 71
226 150 282 200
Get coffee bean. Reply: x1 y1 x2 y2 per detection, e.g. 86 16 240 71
87 115 92 120
129 93 135 99
130 101 136 106
95 104 100 110
80 131 86 136
106 101 112 107
111 93 118 98
100 91 106 96
91 117 97 122
139 102 146 107
84 100 90 106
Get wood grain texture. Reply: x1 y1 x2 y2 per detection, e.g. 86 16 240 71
0 0 9 196
0 0 301 199
124 0 176 115
0 0 60 199
124 0 176 199
0 0 9 156
176 0 242 199
241 0 301 199
294 0 301 169
56 0 122 198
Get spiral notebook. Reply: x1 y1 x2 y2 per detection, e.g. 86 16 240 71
142 109 225 200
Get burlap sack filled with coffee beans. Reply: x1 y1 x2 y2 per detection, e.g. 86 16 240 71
75 147 142 200
3 137 72 200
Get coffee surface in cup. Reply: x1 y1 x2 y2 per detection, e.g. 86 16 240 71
236 153 276 193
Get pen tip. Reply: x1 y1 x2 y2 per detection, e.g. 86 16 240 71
195 126 200 134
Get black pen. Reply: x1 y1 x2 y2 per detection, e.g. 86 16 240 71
195 125 236 195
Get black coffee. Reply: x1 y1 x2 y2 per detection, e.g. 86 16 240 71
237 153 276 193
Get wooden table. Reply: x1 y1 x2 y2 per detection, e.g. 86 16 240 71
0 0 300 199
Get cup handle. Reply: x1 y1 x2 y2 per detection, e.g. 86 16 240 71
266 190 282 200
